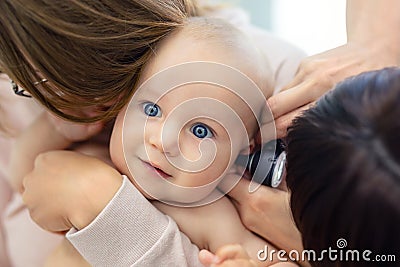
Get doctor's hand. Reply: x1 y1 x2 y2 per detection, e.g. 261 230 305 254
225 178 303 254
263 42 399 140
22 150 122 232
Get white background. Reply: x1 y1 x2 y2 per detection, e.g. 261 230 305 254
208 0 347 56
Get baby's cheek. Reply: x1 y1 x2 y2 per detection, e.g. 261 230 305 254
215 141 232 164
178 135 203 161
203 146 231 179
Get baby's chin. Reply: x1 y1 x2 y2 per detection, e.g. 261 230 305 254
127 172 224 206
165 189 225 207
140 189 156 200
146 186 224 207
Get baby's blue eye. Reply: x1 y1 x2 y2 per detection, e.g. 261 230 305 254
191 123 213 139
143 102 161 117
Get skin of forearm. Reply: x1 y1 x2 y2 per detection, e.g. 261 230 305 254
346 0 400 63
9 112 72 193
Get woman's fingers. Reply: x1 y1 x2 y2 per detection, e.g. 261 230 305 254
267 79 323 121
221 179 250 203
261 80 323 142
258 102 315 141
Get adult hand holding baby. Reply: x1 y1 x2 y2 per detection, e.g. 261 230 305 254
265 42 399 139
224 177 302 254
264 0 400 139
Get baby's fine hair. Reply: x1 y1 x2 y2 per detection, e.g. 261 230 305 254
178 16 273 93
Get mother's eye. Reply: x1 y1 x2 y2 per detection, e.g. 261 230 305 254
143 102 162 117
190 123 213 139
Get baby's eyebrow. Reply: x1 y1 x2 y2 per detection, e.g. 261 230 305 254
137 86 166 100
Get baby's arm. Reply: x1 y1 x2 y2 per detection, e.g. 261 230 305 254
22 151 204 266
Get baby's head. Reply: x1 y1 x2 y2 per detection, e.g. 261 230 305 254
110 17 273 205
286 67 400 259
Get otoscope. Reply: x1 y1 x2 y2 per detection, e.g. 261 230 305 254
235 139 286 188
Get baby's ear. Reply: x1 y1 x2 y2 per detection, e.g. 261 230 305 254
239 138 256 156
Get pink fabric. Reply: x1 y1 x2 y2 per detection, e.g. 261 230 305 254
3 195 63 267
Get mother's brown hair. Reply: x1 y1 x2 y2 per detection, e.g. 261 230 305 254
286 67 400 266
0 0 199 122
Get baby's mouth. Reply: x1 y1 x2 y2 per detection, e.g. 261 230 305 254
153 165 171 179
143 160 172 179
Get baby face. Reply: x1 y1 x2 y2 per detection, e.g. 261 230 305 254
111 82 255 204
110 29 266 204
